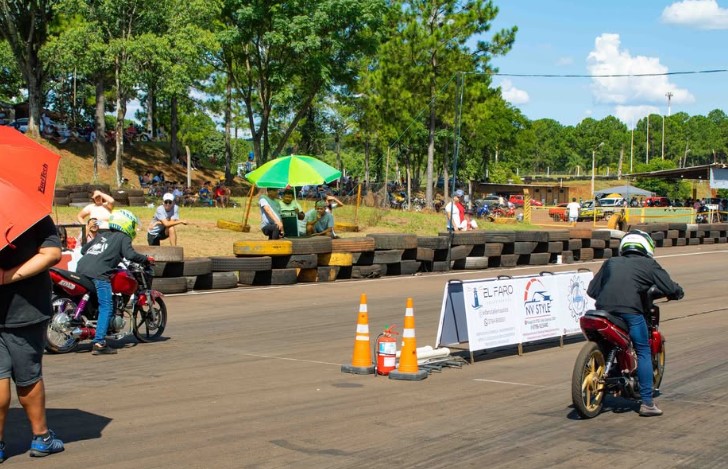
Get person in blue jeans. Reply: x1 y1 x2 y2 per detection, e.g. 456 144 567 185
0 216 65 460
76 210 151 355
587 229 684 417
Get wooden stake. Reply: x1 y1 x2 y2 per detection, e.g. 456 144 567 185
242 184 255 231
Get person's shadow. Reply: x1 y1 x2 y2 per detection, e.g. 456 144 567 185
3 407 111 461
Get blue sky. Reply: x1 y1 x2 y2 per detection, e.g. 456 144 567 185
488 0 728 127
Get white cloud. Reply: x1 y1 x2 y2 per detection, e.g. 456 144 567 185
587 33 694 107
614 105 660 127
556 56 573 66
662 0 728 29
499 79 529 105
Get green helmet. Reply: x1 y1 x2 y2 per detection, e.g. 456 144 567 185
108 209 139 239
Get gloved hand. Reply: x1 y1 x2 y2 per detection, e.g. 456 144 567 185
669 285 684 300
146 256 156 265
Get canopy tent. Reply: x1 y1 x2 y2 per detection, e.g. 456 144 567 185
594 185 653 197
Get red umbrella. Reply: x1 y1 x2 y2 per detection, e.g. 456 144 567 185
0 126 60 251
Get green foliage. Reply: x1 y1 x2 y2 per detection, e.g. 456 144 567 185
0 40 23 101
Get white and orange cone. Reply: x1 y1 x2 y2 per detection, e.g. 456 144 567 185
341 293 375 375
389 297 428 381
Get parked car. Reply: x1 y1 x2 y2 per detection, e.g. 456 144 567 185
597 197 625 217
642 196 671 207
580 201 605 221
11 118 29 133
509 194 543 207
549 203 568 222
476 194 502 208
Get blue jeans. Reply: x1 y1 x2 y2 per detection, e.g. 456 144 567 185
616 312 653 405
92 278 113 344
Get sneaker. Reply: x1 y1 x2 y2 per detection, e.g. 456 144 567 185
29 430 64 457
639 402 663 417
0 440 5 463
92 342 117 355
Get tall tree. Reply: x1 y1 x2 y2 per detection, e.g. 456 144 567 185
223 0 385 164
0 0 58 135
377 0 516 207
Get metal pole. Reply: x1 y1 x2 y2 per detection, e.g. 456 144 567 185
446 73 465 271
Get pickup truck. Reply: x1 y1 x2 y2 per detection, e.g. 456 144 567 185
509 195 543 207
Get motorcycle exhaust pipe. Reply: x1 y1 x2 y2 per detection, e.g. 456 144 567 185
71 327 94 340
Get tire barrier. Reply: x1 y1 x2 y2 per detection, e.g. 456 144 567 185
148 224 728 293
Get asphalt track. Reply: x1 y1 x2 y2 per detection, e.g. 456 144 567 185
5 244 728 468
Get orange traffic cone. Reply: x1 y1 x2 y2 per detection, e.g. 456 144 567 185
389 297 428 381
341 293 375 375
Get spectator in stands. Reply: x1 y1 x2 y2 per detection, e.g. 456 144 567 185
259 188 283 239
214 181 231 208
306 200 335 237
152 171 165 184
198 182 214 207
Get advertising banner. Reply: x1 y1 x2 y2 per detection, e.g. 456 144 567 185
436 270 595 353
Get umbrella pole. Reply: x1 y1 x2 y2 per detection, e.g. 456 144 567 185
242 184 255 231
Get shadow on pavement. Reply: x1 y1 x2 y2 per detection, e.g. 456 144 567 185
3 407 112 460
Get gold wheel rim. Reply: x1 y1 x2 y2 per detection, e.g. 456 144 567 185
581 352 605 412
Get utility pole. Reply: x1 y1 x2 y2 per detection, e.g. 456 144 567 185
662 92 673 161
666 91 673 116
646 114 650 164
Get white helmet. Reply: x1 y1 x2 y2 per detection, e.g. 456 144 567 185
619 229 655 257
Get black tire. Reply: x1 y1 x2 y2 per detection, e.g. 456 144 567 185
183 257 213 276
133 296 167 342
196 271 238 289
515 231 548 242
653 338 666 392
151 277 188 294
210 256 272 272
128 196 146 206
367 233 418 250
436 231 486 245
46 296 80 354
289 237 333 254
483 231 516 243
135 246 184 262
417 236 449 250
272 254 318 269
571 342 606 419
453 256 489 270
152 261 184 278
331 237 375 252
372 249 404 264
351 265 382 279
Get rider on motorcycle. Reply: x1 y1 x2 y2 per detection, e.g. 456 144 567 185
586 229 684 417
75 210 152 355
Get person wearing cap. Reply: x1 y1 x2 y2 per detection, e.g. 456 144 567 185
76 190 114 229
444 190 467 231
259 188 284 239
306 200 335 237
147 193 187 246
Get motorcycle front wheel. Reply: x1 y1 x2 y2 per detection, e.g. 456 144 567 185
653 338 666 392
571 342 606 418
46 296 80 354
133 296 167 342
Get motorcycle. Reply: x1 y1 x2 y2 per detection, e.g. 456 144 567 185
571 286 669 418
46 261 167 353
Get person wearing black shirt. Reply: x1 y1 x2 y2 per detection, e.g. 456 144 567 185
0 215 65 459
76 210 149 355
588 230 683 417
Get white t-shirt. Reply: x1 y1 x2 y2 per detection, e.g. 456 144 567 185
567 201 581 219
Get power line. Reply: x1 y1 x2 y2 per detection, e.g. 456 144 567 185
488 69 728 78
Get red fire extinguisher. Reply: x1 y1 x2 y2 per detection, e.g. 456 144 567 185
375 325 398 376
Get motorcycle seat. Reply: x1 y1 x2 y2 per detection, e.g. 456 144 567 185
50 267 97 294
584 309 629 332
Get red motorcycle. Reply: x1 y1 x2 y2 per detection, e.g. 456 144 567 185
571 286 668 418
47 261 167 353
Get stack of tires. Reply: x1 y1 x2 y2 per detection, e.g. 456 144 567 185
54 187 70 206
366 234 420 276
111 188 146 207
133 246 237 294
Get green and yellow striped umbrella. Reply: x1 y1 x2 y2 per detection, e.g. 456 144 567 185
244 155 341 188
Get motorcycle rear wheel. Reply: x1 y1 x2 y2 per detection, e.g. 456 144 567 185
653 338 666 391
46 296 80 354
571 342 606 418
133 296 167 342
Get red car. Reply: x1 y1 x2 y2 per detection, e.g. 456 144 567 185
509 195 543 207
